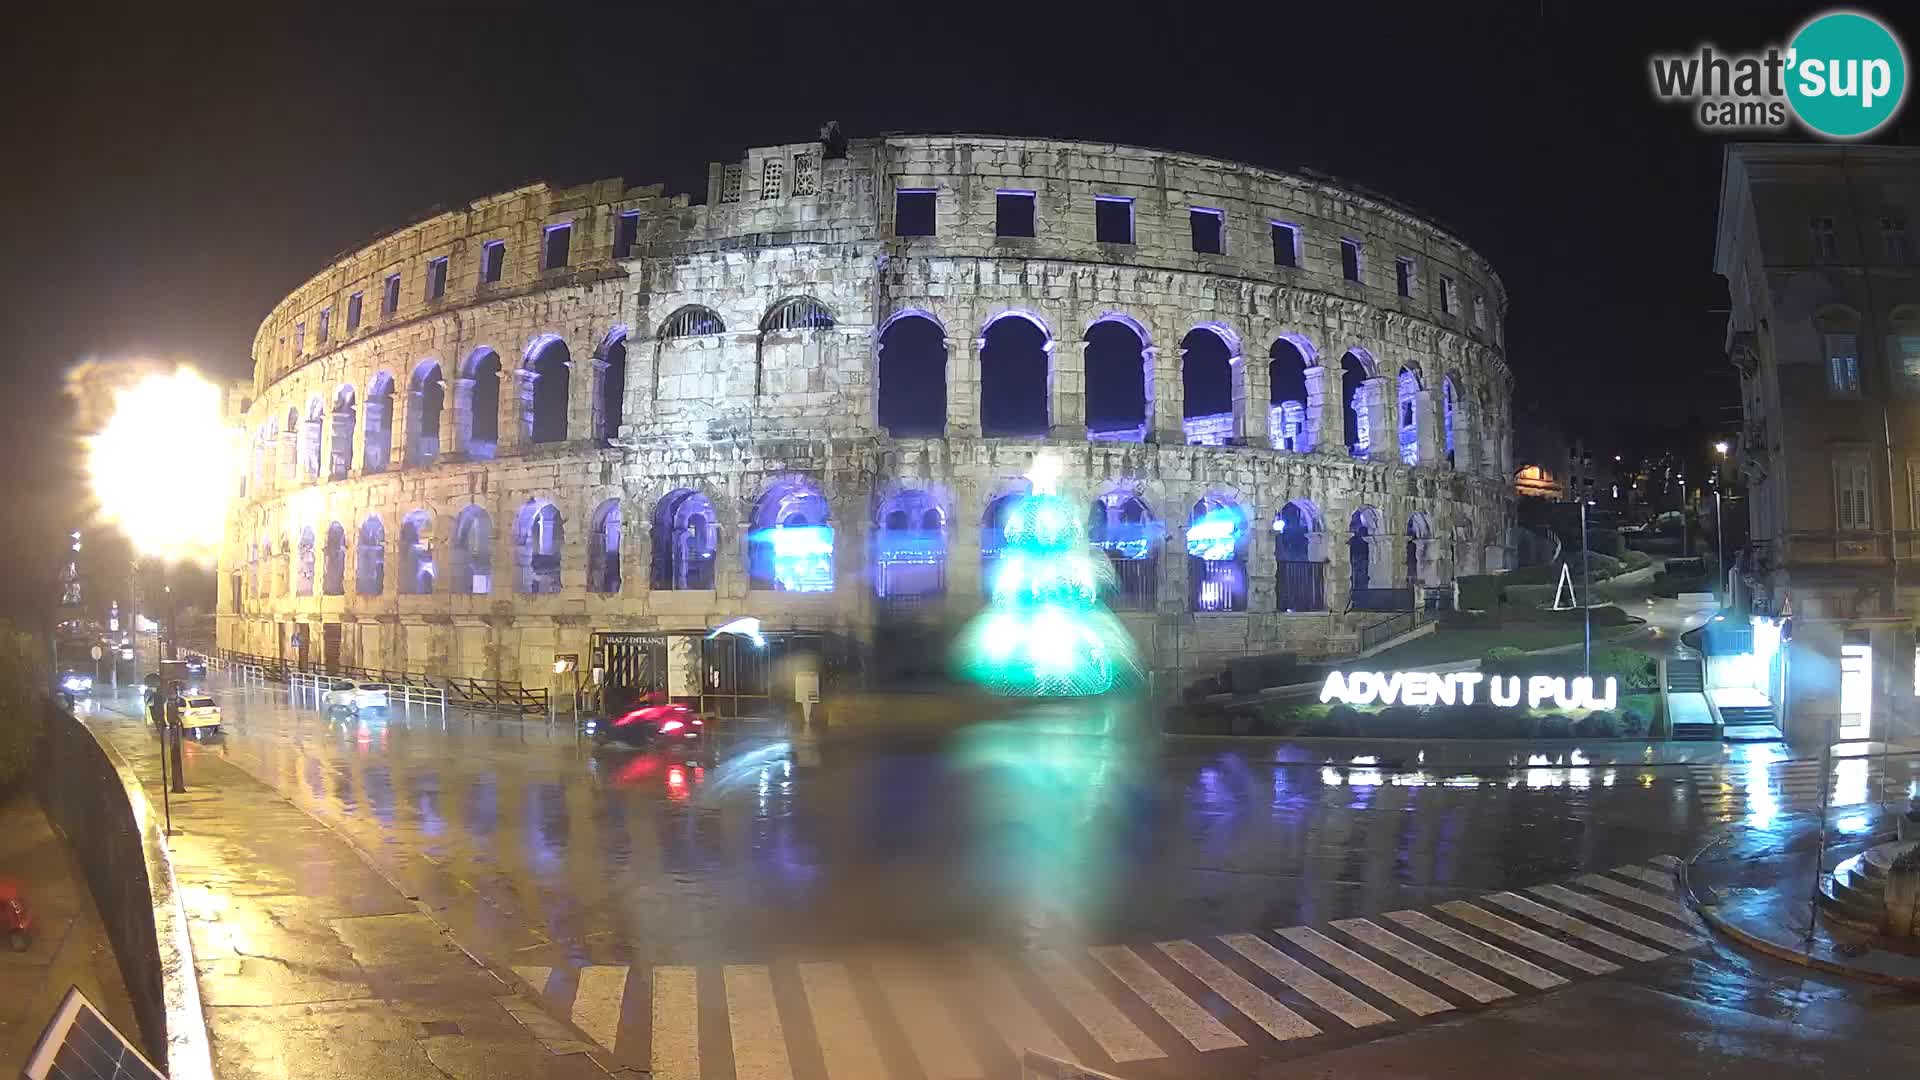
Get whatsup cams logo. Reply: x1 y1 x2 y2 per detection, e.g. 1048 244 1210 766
1649 9 1907 138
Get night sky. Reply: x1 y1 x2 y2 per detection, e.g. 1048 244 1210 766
2 1 1915 621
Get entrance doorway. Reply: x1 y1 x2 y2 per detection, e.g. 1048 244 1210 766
323 623 342 672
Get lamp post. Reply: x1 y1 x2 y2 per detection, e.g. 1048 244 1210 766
1713 441 1729 602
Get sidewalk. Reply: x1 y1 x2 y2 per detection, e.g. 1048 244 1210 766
1162 734 1920 769
87 700 609 1080
0 789 138 1071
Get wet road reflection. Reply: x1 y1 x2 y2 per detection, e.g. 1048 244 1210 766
104 679 1731 976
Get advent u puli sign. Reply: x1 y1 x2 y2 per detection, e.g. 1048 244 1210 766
1320 671 1620 711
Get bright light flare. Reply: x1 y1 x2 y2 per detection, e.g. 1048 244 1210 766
86 367 236 563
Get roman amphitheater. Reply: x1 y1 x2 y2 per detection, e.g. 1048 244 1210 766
216 133 1514 708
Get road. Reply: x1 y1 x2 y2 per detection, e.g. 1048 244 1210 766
83 679 1920 1078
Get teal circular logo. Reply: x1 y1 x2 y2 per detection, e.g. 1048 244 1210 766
1787 11 1908 138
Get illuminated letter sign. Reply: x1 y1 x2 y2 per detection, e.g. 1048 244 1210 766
1320 671 1616 711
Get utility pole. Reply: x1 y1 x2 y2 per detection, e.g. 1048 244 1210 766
1581 500 1592 682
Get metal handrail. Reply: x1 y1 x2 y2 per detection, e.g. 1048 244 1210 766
218 648 543 715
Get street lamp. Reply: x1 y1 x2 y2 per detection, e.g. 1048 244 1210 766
1712 441 1729 600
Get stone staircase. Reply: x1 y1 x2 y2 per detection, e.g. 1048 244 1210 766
1817 842 1909 933
1665 657 1717 740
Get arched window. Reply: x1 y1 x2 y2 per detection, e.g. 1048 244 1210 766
1181 326 1235 446
588 499 623 593
1268 337 1314 452
363 373 395 474
515 500 563 594
748 480 833 592
406 361 444 468
650 489 718 590
1397 366 1422 466
1348 506 1384 601
979 313 1050 437
399 510 433 595
1341 351 1373 457
356 516 385 596
873 489 946 605
1407 511 1436 589
1187 496 1247 612
300 397 325 480
756 298 836 399
1085 316 1150 442
1088 490 1160 610
528 338 570 444
322 523 346 596
296 527 316 596
876 312 947 436
659 305 725 339
448 506 493 594
596 333 627 442
461 349 502 460
1274 500 1328 612
278 539 291 596
1442 375 1459 468
281 407 299 480
329 387 357 480
979 487 1030 597
761 296 835 333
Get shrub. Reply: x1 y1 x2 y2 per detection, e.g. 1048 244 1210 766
1586 528 1625 558
1622 550 1652 571
1593 646 1659 690
1457 574 1502 612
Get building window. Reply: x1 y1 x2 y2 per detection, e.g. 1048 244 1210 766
293 321 306 355
792 154 817 196
480 240 505 283
1837 459 1873 531
1473 295 1488 329
996 190 1035 238
346 292 363 332
1394 257 1414 298
1898 335 1920 395
383 273 401 316
894 189 936 236
613 211 639 259
719 165 743 204
1439 276 1457 314
426 257 448 300
1271 222 1300 267
1190 208 1224 254
1095 195 1134 244
1340 238 1363 282
1811 216 1839 261
1883 215 1911 262
542 224 571 270
1825 332 1861 397
761 158 783 200
317 308 331 345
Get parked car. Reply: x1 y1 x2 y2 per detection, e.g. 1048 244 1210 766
178 695 221 736
321 680 389 713
184 656 207 680
56 670 93 697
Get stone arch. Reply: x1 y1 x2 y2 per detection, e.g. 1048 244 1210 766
978 310 1052 437
1406 510 1437 588
328 385 356 480
399 509 434 594
1347 505 1392 600
458 348 503 459
877 310 948 436
322 522 346 595
1441 372 1465 470
1188 493 1249 612
1181 325 1237 446
595 329 628 443
650 488 718 590
761 296 835 333
356 515 385 595
1085 313 1151 442
658 304 725 339
277 537 290 596
295 526 316 596
363 372 395 474
979 481 1033 597
756 298 836 399
748 478 833 592
1274 499 1328 612
1089 486 1160 610
873 487 947 603
281 406 299 480
514 499 563 594
587 498 623 594
1340 349 1378 457
1396 365 1423 466
524 336 570 445
1268 336 1316 452
300 396 325 479
448 505 493 594
406 359 444 467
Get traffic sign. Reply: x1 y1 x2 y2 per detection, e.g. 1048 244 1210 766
90 645 103 661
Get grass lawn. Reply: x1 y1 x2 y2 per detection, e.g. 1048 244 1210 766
1368 621 1643 669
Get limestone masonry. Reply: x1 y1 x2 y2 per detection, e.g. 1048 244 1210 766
216 134 1515 692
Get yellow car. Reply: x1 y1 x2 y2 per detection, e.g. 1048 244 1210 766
178 695 222 737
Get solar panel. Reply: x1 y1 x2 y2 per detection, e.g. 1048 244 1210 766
21 986 164 1080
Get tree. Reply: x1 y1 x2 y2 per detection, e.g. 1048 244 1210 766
0 623 47 792
953 455 1138 697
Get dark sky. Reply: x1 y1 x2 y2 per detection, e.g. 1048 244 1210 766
2 1 1915 618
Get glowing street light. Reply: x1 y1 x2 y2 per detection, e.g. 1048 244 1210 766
85 367 236 564
1713 440 1730 456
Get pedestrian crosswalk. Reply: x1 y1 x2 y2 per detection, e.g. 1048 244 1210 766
509 858 1707 1078
1688 755 1920 822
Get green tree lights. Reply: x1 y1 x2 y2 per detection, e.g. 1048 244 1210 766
953 455 1139 697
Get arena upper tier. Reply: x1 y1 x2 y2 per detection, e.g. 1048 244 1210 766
217 133 1515 696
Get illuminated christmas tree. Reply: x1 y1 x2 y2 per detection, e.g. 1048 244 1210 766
953 454 1139 697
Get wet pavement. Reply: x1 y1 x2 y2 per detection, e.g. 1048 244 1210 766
88 678 1920 1078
